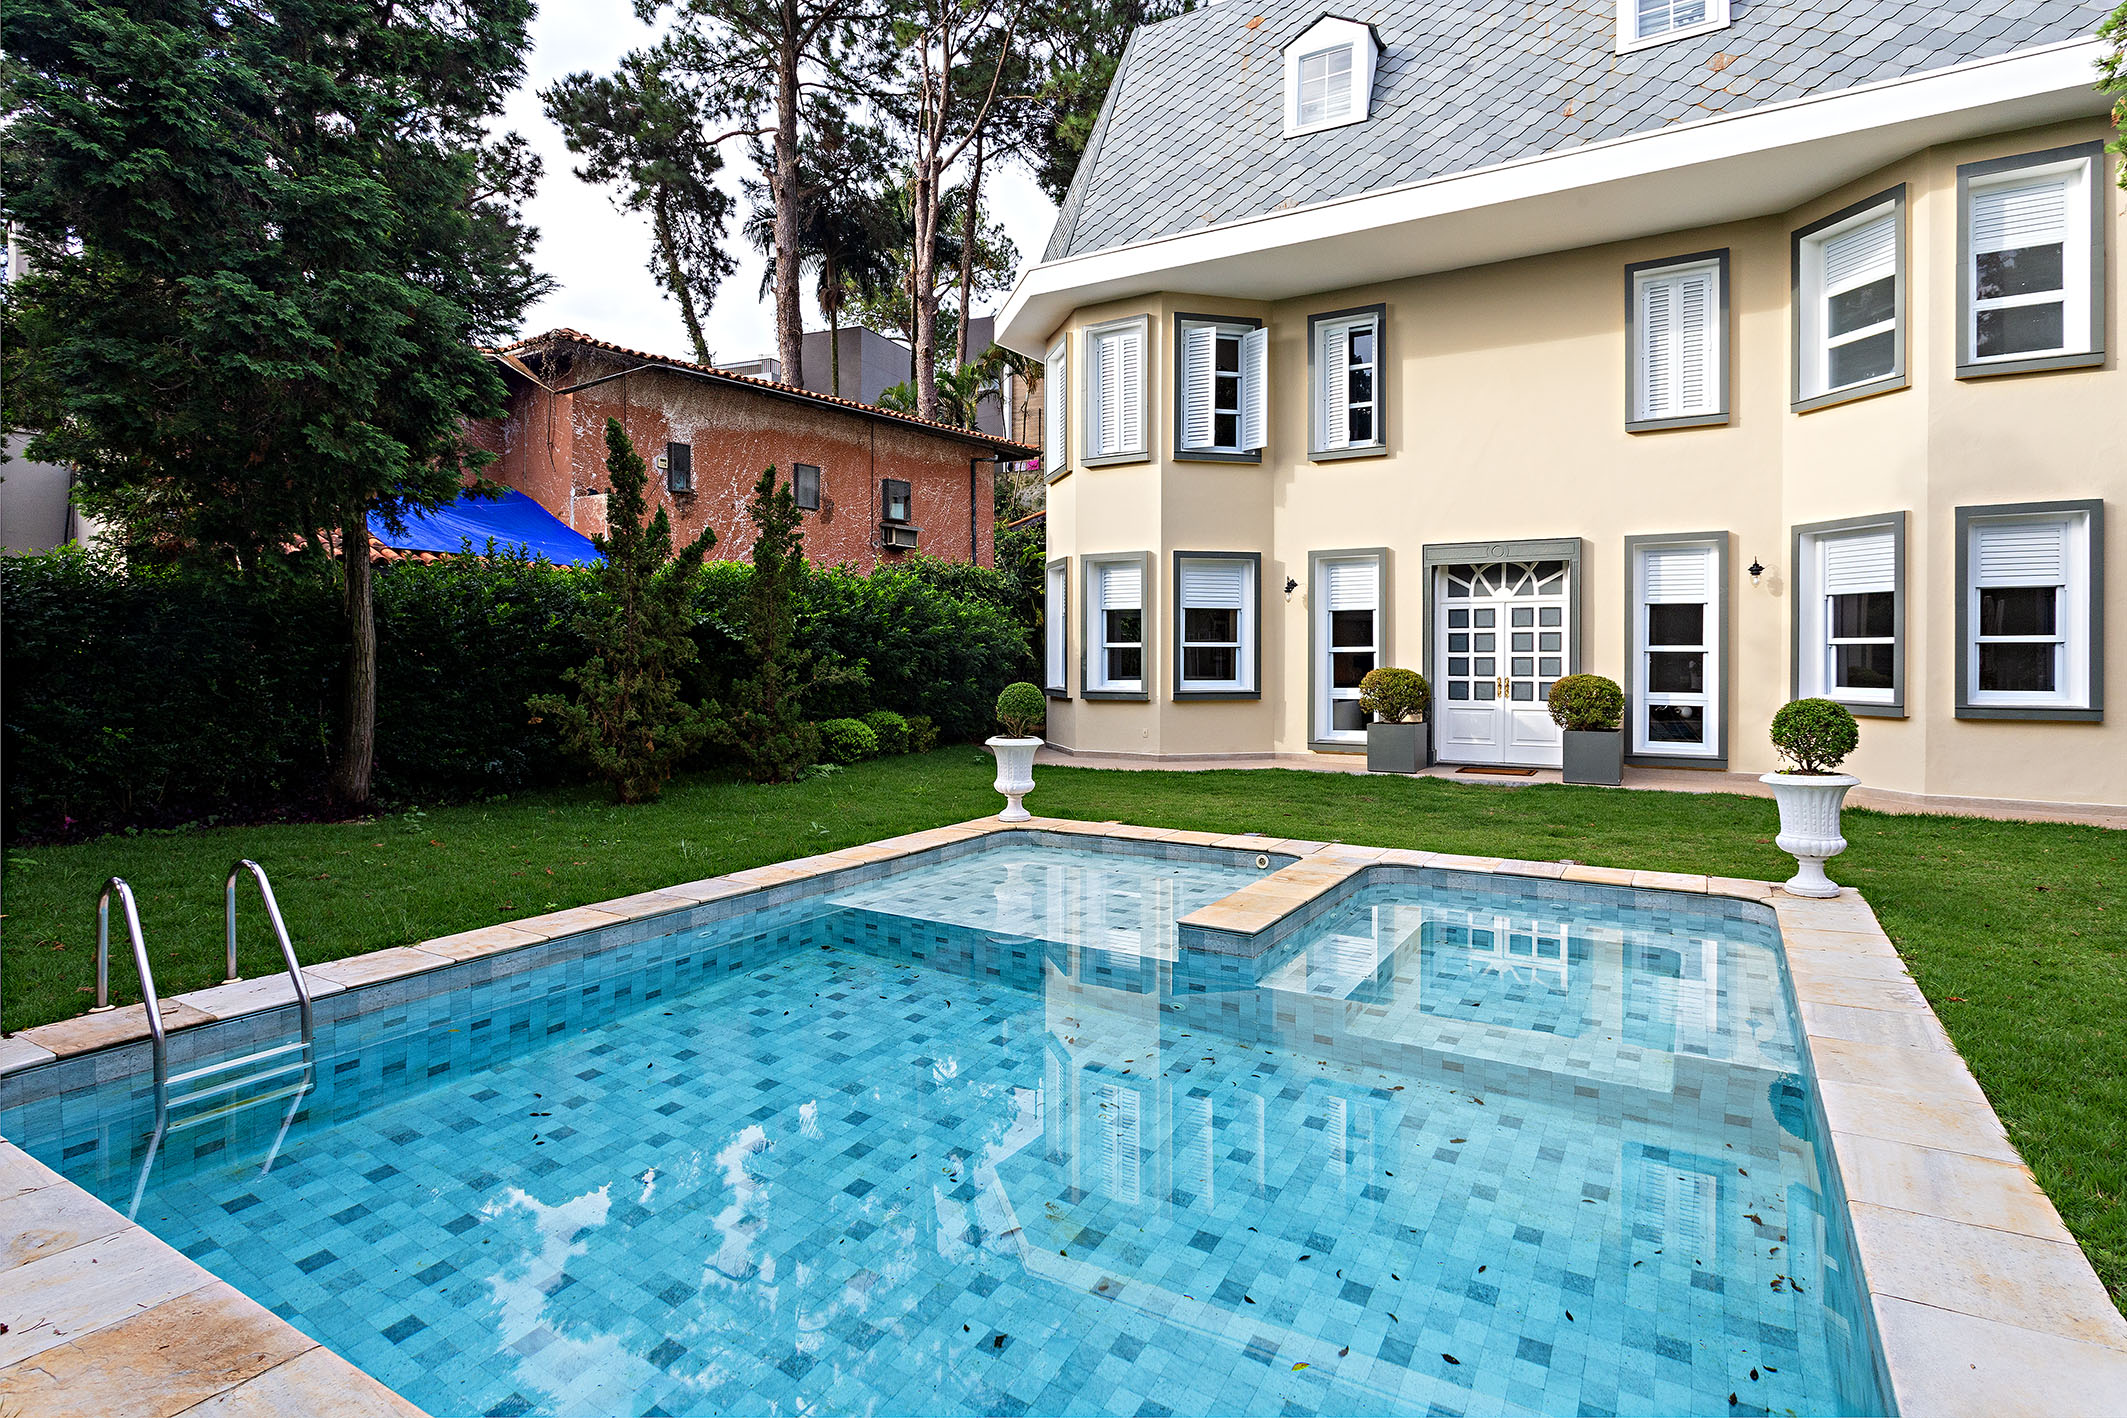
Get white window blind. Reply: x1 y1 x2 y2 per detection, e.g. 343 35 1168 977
1822 530 1895 595
1240 327 1268 451
1971 177 2068 255
1043 338 1067 473
1044 563 1067 689
1824 214 1896 292
1091 324 1144 456
1636 264 1718 421
1642 546 1712 601
1098 560 1143 611
1180 559 1246 609
1974 521 2067 586
1324 558 1377 611
1180 324 1216 450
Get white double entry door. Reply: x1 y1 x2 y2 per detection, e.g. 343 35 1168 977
1434 560 1570 768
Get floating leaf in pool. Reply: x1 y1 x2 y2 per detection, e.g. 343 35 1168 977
1565 1311 1573 1322
1292 1362 1308 1372
1442 1354 1460 1365
1749 1369 1758 1381
1744 1213 1764 1226
1338 1346 1349 1358
1299 1254 1311 1261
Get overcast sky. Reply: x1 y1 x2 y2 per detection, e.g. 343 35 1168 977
504 0 1060 365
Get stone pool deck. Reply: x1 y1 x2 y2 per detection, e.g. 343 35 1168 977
2 814 2123 1416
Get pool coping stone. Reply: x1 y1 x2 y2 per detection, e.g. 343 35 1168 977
1 811 2121 1416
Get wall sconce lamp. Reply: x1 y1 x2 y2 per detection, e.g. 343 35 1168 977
1748 558 1766 585
1283 577 1299 598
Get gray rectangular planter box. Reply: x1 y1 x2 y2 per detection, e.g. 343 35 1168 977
1367 721 1424 774
1562 729 1623 786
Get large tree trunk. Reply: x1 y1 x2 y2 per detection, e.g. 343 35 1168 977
957 133 984 370
329 505 377 808
772 16 804 386
654 190 711 364
912 153 939 422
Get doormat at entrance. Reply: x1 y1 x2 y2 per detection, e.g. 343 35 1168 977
1456 766 1539 777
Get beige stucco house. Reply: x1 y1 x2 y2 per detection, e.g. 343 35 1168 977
996 0 2124 813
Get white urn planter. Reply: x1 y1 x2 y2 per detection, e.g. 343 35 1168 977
986 736 1042 822
1760 772 1860 898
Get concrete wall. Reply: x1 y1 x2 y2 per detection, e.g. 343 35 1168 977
480 343 996 572
1037 117 2127 810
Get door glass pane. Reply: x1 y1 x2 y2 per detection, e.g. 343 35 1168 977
1829 592 1894 639
1330 609 1374 648
1448 682 1470 700
1976 303 2064 359
1647 652 1704 694
1448 657 1469 675
1828 276 1895 336
1184 647 1237 681
1185 608 1238 643
1332 699 1368 731
1539 632 1562 652
1646 705 1704 743
1510 682 1534 701
1832 643 1894 691
1647 603 1703 647
1511 658 1534 676
1511 607 1534 627
1473 657 1496 676
1978 587 2056 636
1474 681 1496 701
1448 633 1469 653
1106 647 1142 681
1511 633 1534 652
1473 608 1495 628
1448 608 1469 627
1978 643 2055 693
1974 244 2063 300
1331 651 1375 688
1473 633 1495 653
1539 607 1562 627
1829 329 1896 387
1539 657 1562 676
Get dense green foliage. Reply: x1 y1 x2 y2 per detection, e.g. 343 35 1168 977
1770 697 1860 774
994 682 1047 738
1357 667 1430 723
2 543 1031 840
5 759 2119 1313
862 709 911 755
815 718 880 763
527 422 718 803
1547 674 1625 732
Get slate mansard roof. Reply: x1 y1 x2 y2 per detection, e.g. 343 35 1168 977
1044 0 2114 261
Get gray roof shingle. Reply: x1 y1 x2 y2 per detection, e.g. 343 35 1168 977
1043 0 2110 260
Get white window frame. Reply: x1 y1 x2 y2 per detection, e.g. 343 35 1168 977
1043 334 1069 480
1310 306 1384 458
1282 18 1378 138
1044 557 1069 696
1626 252 1727 430
1174 552 1258 698
1081 316 1148 464
1793 188 1906 410
1628 535 1724 762
1793 514 1904 714
1083 553 1150 698
1958 504 2099 716
1616 0 1730 53
1957 143 2105 377
1311 550 1385 748
1175 315 1267 458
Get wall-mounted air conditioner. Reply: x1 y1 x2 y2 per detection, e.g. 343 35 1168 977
883 524 920 550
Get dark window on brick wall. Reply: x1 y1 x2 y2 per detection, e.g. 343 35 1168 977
882 478 912 523
794 463 821 511
665 442 693 493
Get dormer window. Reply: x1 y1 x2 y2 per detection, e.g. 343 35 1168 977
1617 0 1729 52
1283 17 1378 138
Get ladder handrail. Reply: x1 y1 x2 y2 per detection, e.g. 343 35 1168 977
94 877 168 1107
225 859 314 1050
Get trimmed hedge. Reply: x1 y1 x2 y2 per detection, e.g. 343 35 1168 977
816 718 879 763
3 545 1036 840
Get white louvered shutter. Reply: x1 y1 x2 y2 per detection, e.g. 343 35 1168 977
1094 330 1123 455
1180 325 1215 450
1642 546 1712 601
1180 558 1246 610
1639 278 1674 420
1823 213 1896 294
1321 322 1350 450
1239 326 1268 451
1822 529 1895 596
1043 339 1067 474
1324 557 1377 611
1974 521 2067 587
1677 268 1715 415
1638 266 1717 421
1117 323 1144 453
1099 560 1143 612
1971 176 2068 258
1044 563 1067 688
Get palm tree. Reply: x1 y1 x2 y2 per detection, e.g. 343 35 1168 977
743 133 900 397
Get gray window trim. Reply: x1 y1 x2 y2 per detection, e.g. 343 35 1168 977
1624 249 1731 432
1172 313 1264 464
1172 550 1264 700
1953 499 2105 721
1080 550 1154 701
1955 141 2108 380
1623 531 1731 770
1420 538 1585 768
1044 555 1071 699
1790 511 1907 718
1307 303 1389 460
1079 314 1152 467
1791 185 1909 415
1307 547 1390 752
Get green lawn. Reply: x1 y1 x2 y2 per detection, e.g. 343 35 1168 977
5 750 2122 1311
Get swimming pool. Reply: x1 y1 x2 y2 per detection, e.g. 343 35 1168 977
0 832 1891 1416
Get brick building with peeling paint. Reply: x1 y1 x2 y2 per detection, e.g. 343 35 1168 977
474 329 1034 571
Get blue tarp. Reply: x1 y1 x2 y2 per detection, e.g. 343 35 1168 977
368 488 601 565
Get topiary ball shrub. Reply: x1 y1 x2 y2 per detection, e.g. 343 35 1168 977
1547 674 1625 732
1769 698 1859 775
862 708 911 755
995 682 1047 738
1357 667 1430 723
816 718 879 764
905 713 940 753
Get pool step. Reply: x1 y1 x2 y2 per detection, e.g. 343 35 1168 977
167 1040 309 1092
167 1046 311 1114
